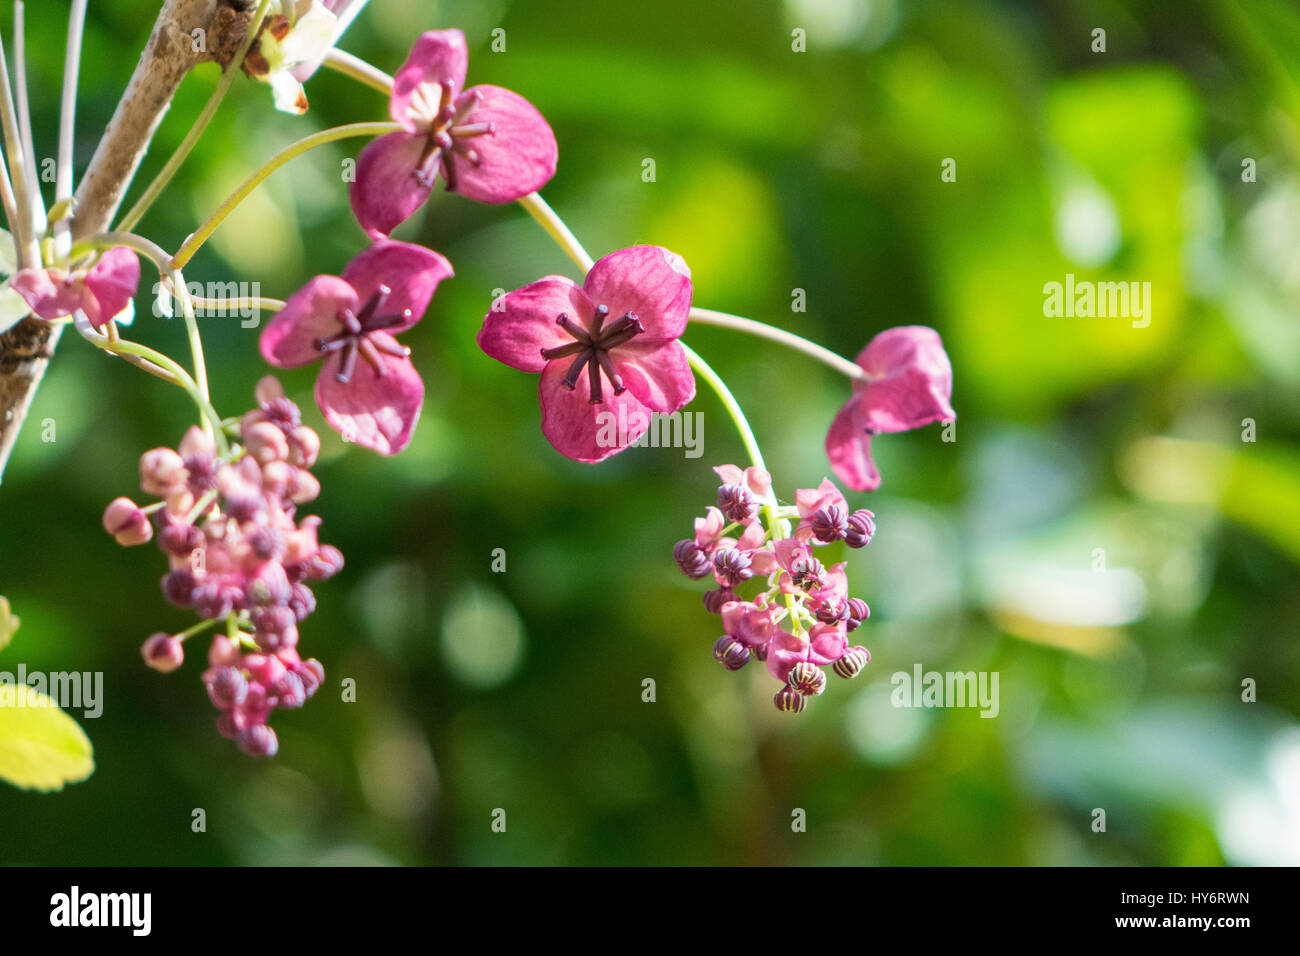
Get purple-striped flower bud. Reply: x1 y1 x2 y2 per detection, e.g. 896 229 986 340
141 632 184 673
193 581 242 620
288 582 316 621
810 504 848 544
712 635 750 671
159 521 204 558
206 665 248 710
844 509 875 549
215 712 241 740
812 598 849 625
305 544 344 580
103 497 153 546
832 645 870 679
702 587 736 614
845 597 870 632
673 539 712 579
774 686 806 714
161 568 198 607
271 671 306 709
713 548 753 587
248 525 285 563
787 661 827 696
789 555 826 591
297 658 325 698
252 606 298 652
751 641 769 662
716 483 754 523
183 452 220 494
237 723 279 758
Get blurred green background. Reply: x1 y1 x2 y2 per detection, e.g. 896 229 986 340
2 0 1299 865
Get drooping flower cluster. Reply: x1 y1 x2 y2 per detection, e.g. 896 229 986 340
674 465 876 713
105 378 338 757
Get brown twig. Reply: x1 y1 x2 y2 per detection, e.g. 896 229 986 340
0 0 254 483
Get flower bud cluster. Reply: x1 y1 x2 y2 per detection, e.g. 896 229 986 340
106 378 337 755
673 466 875 714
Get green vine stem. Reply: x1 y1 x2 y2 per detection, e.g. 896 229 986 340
116 0 275 234
688 307 867 381
171 121 400 269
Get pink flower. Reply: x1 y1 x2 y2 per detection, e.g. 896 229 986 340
11 246 139 328
259 240 451 454
720 599 779 649
826 326 955 492
477 245 696 462
765 623 849 684
350 29 558 237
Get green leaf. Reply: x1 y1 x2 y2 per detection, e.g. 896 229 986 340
0 683 95 792
0 596 17 653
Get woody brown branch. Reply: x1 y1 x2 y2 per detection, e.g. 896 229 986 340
0 0 255 483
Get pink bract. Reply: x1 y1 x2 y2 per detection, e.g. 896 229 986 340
11 246 140 328
825 325 955 492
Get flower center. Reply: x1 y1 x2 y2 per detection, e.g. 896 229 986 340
314 285 412 384
538 305 645 404
411 83 496 192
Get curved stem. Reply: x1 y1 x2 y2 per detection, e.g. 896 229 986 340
81 231 211 412
190 294 285 315
689 307 867 381
0 21 39 265
54 0 89 263
116 0 274 234
171 121 400 270
322 48 393 95
518 192 594 273
680 342 782 534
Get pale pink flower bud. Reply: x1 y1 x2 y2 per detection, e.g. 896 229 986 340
244 421 290 464
141 632 184 673
287 469 320 504
178 425 216 459
139 447 186 494
103 497 153 546
287 425 320 468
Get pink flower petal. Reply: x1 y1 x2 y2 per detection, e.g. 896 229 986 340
854 325 955 433
82 246 139 327
612 340 695 413
765 630 807 683
350 132 434 239
315 337 424 455
694 506 726 549
795 477 847 518
448 85 557 204
260 276 357 368
477 277 591 373
582 246 693 340
10 267 81 319
538 359 653 463
808 623 848 665
825 398 881 492
721 601 778 648
713 464 744 486
391 29 468 129
340 239 452 334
